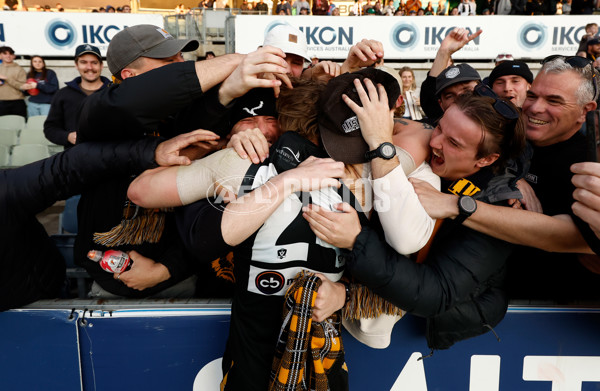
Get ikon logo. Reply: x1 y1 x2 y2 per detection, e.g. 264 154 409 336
256 271 285 295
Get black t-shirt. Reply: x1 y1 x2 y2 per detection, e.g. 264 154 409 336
525 133 586 216
507 132 600 300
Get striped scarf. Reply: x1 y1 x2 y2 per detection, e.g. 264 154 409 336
269 272 344 391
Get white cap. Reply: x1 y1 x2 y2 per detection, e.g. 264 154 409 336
263 24 310 62
342 314 404 349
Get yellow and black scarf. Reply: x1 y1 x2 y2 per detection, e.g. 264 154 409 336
269 272 345 391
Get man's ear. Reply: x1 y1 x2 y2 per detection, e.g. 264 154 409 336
577 100 598 123
396 95 404 108
120 68 136 80
476 153 499 168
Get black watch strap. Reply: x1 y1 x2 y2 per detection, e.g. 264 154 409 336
364 142 396 161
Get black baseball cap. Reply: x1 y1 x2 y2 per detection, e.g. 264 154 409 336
107 24 199 77
230 88 278 127
588 38 600 46
435 63 481 96
75 44 102 60
488 60 534 85
318 68 401 164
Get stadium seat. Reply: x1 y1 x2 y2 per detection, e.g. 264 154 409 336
58 194 80 234
51 234 90 299
48 145 64 155
25 115 47 132
0 144 9 166
0 115 26 132
19 127 53 145
9 144 50 166
0 128 19 146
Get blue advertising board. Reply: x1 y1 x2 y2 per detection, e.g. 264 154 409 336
1 305 599 390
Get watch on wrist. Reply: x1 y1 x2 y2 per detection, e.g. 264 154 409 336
455 195 477 224
340 280 351 305
364 142 396 161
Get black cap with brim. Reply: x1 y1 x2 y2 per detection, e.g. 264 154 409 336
75 44 102 60
318 68 401 164
435 63 481 96
107 24 199 76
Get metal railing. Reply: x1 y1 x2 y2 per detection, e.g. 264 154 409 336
163 8 241 49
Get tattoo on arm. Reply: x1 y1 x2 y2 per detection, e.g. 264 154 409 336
421 123 433 130
394 118 409 125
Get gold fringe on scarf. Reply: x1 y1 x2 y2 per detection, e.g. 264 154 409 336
93 201 172 247
342 282 405 320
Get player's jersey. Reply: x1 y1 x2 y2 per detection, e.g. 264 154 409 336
221 132 366 391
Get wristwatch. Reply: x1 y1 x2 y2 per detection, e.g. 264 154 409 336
364 142 396 161
455 195 477 224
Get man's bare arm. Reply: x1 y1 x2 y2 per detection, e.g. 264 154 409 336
430 28 482 77
410 178 593 254
195 53 245 93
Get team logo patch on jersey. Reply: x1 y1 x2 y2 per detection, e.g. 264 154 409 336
256 271 285 295
277 248 287 259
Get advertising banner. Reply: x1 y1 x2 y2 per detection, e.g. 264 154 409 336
2 305 600 390
0 13 163 57
235 15 600 61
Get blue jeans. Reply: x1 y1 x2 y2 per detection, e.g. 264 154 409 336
27 101 50 117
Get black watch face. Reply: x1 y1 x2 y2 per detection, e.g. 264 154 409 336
380 143 395 159
459 196 477 214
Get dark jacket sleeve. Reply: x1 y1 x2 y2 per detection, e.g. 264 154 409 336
1 138 160 223
173 85 233 138
78 61 204 142
419 73 443 124
44 90 72 146
346 223 514 318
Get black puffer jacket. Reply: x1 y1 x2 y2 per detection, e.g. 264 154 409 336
0 139 161 311
346 167 520 350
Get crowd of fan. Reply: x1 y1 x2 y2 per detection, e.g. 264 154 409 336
3 17 600 388
4 0 599 14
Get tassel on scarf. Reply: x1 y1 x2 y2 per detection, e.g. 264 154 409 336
342 282 405 320
93 202 170 247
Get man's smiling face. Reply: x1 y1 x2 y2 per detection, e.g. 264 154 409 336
522 71 588 147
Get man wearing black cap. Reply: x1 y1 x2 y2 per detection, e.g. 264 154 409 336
488 60 533 108
586 37 600 64
434 63 481 112
229 88 280 144
419 27 482 124
44 44 110 147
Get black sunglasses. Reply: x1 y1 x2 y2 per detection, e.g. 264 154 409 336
541 55 599 101
473 83 520 120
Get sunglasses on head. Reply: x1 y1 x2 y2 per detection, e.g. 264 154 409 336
496 54 514 61
473 83 520 120
541 55 599 101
